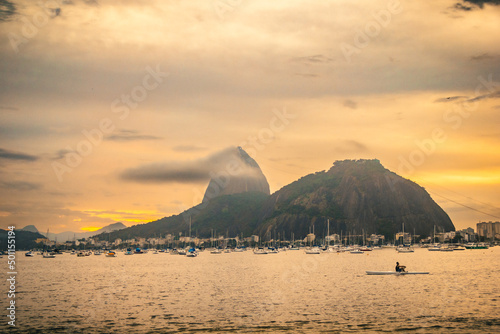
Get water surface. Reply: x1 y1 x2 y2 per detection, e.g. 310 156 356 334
1 247 499 333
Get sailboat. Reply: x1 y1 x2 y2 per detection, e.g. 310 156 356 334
428 225 441 251
43 229 56 258
396 223 414 253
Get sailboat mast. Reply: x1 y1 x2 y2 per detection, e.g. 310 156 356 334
327 219 330 247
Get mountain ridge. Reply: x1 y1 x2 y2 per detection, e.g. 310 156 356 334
27 222 128 242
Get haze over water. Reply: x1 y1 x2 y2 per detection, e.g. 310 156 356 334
2 248 499 333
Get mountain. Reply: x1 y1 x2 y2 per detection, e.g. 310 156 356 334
203 146 270 202
256 159 454 239
41 222 128 242
20 225 39 233
106 159 454 241
0 229 45 250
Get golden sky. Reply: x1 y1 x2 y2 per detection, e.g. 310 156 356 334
1 0 499 233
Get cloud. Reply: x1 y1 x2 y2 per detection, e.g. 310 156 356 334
334 140 368 154
343 99 358 109
121 147 262 184
172 145 207 152
454 3 475 10
290 55 334 65
455 0 500 10
0 148 38 162
0 106 19 111
52 149 73 160
466 90 500 103
0 181 42 191
434 91 500 104
434 96 468 103
294 73 319 78
0 0 16 22
470 53 500 61
105 129 162 142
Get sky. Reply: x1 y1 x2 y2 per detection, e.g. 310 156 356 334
1 0 499 234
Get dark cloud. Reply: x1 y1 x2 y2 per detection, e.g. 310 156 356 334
454 3 474 10
435 91 500 104
466 90 500 102
0 0 16 22
0 148 38 162
290 54 334 65
121 147 261 184
1 181 42 191
471 53 499 61
0 106 19 111
455 0 500 10
343 99 358 109
105 129 162 142
434 96 468 103
334 140 368 154
52 149 73 160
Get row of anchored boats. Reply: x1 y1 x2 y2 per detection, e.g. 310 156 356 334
23 242 491 259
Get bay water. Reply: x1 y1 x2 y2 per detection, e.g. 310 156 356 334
1 247 499 333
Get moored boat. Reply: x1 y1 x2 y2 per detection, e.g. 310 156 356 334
305 247 321 254
105 250 116 257
465 243 489 249
253 248 267 255
396 246 414 253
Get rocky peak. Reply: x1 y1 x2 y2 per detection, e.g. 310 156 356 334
203 146 270 202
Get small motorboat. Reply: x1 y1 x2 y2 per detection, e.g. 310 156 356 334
105 250 116 257
253 248 267 255
25 251 35 257
186 248 198 257
42 252 56 258
305 247 321 254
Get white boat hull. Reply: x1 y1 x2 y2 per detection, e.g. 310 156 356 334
366 271 429 275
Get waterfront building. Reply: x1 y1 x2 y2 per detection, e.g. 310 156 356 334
477 221 500 240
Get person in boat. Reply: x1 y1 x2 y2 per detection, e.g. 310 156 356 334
395 262 406 272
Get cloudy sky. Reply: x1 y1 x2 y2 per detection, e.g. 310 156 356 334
1 0 499 233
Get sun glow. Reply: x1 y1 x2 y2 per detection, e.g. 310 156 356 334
80 227 101 232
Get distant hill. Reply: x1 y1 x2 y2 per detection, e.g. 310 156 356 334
0 229 45 251
38 222 128 242
105 159 454 242
20 225 39 233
